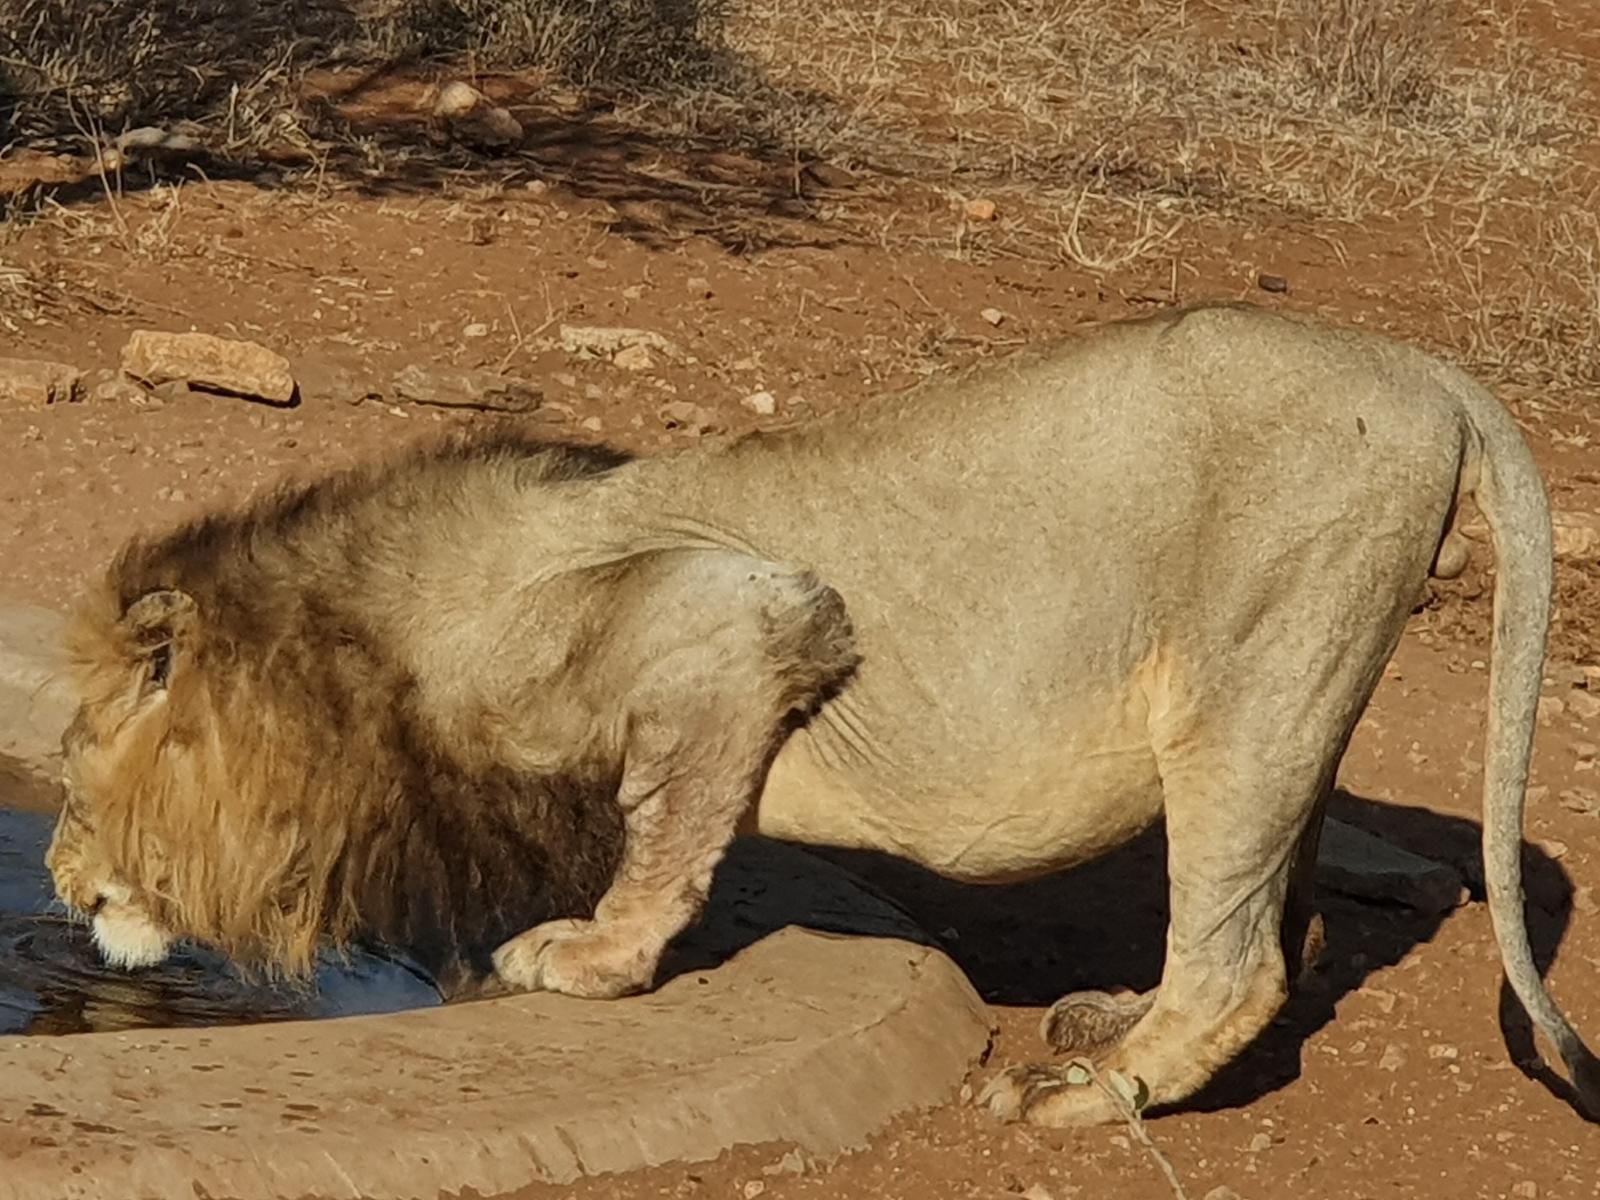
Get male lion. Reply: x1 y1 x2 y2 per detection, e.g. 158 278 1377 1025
46 302 1599 1126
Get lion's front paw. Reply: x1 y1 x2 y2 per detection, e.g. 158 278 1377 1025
976 1063 1123 1127
491 919 655 999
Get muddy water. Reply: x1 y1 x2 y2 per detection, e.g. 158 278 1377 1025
0 802 440 1036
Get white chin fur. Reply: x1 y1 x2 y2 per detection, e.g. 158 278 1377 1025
92 909 174 969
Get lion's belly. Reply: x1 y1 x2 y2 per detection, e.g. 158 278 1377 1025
751 715 1165 884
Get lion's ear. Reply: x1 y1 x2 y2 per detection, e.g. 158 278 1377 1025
121 589 197 689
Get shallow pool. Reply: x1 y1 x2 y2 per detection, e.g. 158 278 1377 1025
0 803 440 1036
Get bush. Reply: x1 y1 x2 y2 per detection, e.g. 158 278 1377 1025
373 0 732 85
1290 0 1450 116
0 0 733 146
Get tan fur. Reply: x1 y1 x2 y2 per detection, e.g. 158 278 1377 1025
48 302 1597 1125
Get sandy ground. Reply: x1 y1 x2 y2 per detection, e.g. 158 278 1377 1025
3 3 1600 1195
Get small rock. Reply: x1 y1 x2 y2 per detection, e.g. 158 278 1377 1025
964 198 998 221
1257 273 1290 293
1539 838 1569 861
1583 665 1600 690
660 400 720 436
462 322 489 339
580 416 603 433
980 307 1006 327
431 80 523 151
559 325 682 363
1202 1190 1242 1200
1511 1182 1538 1199
1573 885 1599 916
1246 1132 1271 1152
391 363 540 413
761 1150 807 1177
1358 986 1397 1014
1316 818 1466 915
1378 1043 1406 1072
742 390 778 416
612 343 655 372
686 276 712 297
1539 696 1567 724
87 374 152 404
1559 789 1598 816
1427 1043 1459 1061
122 330 295 405
1020 1187 1056 1200
0 357 81 404
152 379 194 403
1552 511 1600 564
1569 690 1600 721
742 1182 765 1199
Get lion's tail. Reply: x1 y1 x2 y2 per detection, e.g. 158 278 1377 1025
1459 376 1600 1117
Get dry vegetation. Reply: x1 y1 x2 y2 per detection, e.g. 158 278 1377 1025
2 0 1598 389
2 10 1600 1196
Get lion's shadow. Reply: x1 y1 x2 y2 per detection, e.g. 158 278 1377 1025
682 788 1584 1117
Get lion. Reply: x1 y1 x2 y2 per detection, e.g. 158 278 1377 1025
46 301 1599 1126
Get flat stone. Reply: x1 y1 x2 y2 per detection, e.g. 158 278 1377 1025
0 604 73 796
121 330 296 405
391 362 541 412
1316 817 1467 915
0 357 80 404
558 324 683 363
0 834 990 1199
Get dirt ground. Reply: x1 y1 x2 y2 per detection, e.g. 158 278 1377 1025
3 1 1600 1197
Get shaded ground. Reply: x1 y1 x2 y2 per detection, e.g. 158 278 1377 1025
3 1 1600 1197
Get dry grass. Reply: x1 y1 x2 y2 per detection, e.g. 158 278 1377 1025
654 0 1590 256
1292 0 1450 117
5 0 1599 390
1431 206 1600 394
367 0 732 84
0 0 339 150
0 0 731 148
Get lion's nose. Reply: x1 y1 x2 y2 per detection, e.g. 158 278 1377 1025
85 893 108 916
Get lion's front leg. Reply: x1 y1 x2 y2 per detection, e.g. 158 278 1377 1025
493 550 855 1000
492 765 745 1000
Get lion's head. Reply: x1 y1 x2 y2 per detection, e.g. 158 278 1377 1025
46 435 628 992
48 585 346 977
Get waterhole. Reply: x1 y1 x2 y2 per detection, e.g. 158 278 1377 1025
0 797 440 1036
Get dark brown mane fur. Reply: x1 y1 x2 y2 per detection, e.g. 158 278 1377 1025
67 429 634 995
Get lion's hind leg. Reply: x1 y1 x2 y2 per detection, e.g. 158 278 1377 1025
982 696 1349 1127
